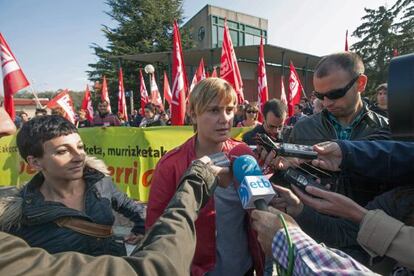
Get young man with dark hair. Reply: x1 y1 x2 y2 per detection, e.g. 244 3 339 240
243 99 288 145
370 83 388 117
286 103 307 126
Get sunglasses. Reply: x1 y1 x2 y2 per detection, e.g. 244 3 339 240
314 75 360 100
246 110 258 114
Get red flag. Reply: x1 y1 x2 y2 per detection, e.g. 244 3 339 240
81 85 94 122
101 75 112 113
163 71 172 105
288 61 303 117
220 20 244 104
257 37 268 123
171 20 188 125
47 90 76 124
139 69 149 115
345 30 349 51
117 67 128 121
211 66 218 78
189 58 206 93
280 75 288 106
0 33 30 120
150 73 163 109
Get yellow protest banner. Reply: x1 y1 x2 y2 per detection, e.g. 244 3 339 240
0 126 250 202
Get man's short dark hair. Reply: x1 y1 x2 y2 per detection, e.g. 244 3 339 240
17 115 78 161
35 108 47 115
144 103 156 113
263 99 287 119
376 83 387 92
314 52 364 78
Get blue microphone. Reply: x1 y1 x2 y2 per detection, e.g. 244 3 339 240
233 155 276 210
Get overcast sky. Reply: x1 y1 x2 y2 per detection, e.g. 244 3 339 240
0 0 394 94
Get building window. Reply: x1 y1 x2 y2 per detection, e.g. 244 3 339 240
212 25 218 47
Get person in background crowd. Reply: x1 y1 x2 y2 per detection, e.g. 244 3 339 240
159 111 171 126
286 104 307 126
233 103 246 127
117 111 130 126
0 115 145 257
236 103 261 127
312 98 323 114
370 83 388 118
146 78 265 276
243 99 288 145
76 109 91 128
92 101 121 127
300 98 313 115
35 108 47 117
139 103 161 127
20 111 29 124
129 109 142 126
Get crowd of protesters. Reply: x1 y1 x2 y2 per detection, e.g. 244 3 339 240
2 51 412 276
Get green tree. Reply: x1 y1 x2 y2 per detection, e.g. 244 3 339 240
351 0 414 96
87 0 192 113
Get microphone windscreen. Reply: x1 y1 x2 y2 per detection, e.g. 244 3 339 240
227 143 256 163
233 155 262 184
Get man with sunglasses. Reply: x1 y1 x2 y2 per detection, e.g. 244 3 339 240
287 52 390 206
243 99 288 145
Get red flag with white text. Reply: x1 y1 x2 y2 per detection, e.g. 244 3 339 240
0 33 30 120
288 61 303 117
220 20 244 104
189 58 206 93
150 73 163 109
139 69 149 115
257 37 268 123
101 75 112 113
117 67 128 121
163 71 172 105
81 85 94 122
171 20 188 125
47 90 76 124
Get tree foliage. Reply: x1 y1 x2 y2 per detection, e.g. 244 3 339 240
351 0 414 96
87 0 192 112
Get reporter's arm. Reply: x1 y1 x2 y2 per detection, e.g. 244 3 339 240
338 140 414 182
357 209 414 270
272 227 376 275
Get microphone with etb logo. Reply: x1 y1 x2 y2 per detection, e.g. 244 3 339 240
233 155 276 211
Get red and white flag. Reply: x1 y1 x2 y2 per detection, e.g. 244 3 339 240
189 58 206 93
220 20 244 104
47 89 76 124
117 67 128 121
211 66 218 78
171 20 188 125
101 75 112 113
0 33 30 120
345 30 349 51
280 75 288 106
288 61 303 117
150 73 163 109
139 69 149 115
257 37 268 123
163 71 172 105
81 85 94 122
